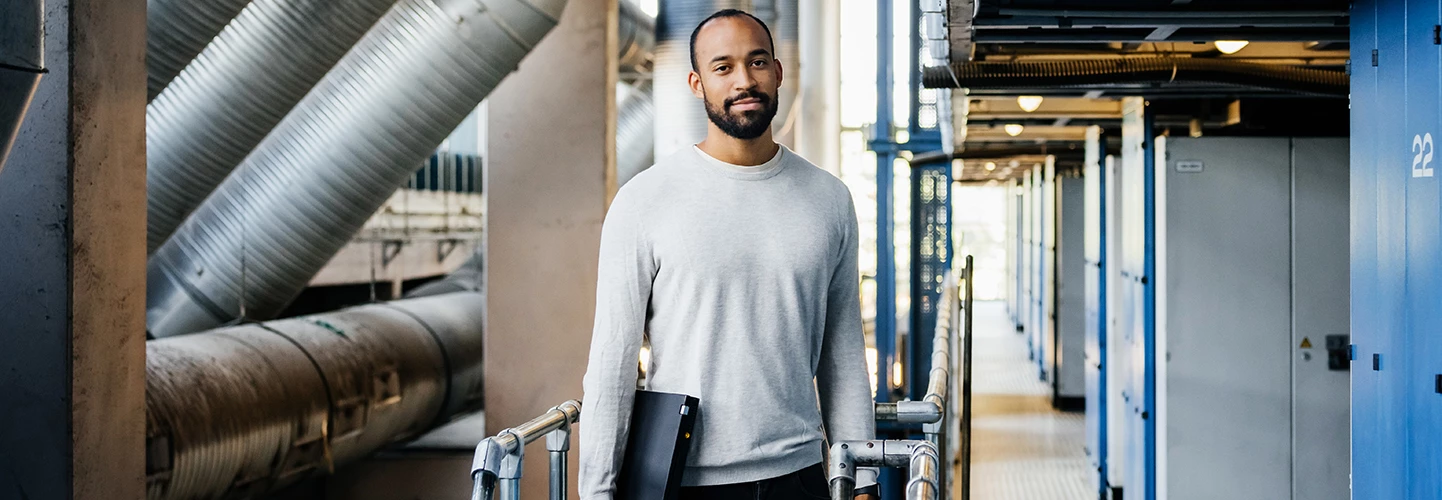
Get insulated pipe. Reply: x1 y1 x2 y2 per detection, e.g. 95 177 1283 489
0 0 45 173
618 0 656 75
922 59 1348 96
653 0 798 157
616 81 656 187
145 0 403 253
146 0 254 101
145 292 486 500
145 0 567 338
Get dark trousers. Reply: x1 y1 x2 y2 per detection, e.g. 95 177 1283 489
679 462 831 500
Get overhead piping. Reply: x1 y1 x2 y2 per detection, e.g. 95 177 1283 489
145 0 404 253
145 292 486 500
922 59 1348 97
0 0 45 173
146 0 255 101
145 0 568 338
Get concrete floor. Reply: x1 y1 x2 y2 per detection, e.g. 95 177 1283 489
958 301 1091 500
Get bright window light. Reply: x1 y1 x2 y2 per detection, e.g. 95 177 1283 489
1017 95 1044 112
1215 40 1249 54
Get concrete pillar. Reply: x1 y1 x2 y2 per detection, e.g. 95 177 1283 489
797 0 840 174
0 0 148 498
485 0 617 497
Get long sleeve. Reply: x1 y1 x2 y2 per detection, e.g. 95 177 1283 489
578 193 655 500
815 197 879 488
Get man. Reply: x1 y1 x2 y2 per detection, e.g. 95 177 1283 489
579 9 878 500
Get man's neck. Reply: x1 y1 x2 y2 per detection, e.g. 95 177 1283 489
696 128 781 166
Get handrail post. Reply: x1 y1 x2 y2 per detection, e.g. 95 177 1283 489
497 429 525 500
961 256 974 500
545 407 573 500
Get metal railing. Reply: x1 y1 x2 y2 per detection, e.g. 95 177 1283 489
469 401 581 500
465 257 974 500
834 256 974 500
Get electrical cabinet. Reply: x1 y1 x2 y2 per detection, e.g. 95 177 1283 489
1085 126 1125 498
1054 171 1086 406
1112 134 1349 500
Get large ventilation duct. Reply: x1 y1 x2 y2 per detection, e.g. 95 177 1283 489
146 0 254 101
617 81 656 187
0 0 45 173
145 0 567 339
145 0 403 254
922 59 1348 97
653 0 798 157
145 292 485 500
618 0 656 75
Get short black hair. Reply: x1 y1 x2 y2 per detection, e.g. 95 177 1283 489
689 9 776 72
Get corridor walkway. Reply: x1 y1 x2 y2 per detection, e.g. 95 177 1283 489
957 301 1092 500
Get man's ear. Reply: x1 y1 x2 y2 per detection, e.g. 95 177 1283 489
688 71 704 99
774 58 783 86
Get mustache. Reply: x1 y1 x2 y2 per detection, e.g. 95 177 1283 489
724 90 770 109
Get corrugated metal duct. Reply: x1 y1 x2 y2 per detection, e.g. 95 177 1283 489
146 0 254 101
145 0 402 254
922 59 1348 96
147 0 653 254
616 81 656 187
653 0 797 157
145 292 485 500
145 0 567 338
0 0 45 173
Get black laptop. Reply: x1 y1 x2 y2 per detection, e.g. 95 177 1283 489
615 390 700 500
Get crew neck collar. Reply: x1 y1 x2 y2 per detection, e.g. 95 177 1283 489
691 144 789 180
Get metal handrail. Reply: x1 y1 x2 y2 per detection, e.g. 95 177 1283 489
470 400 581 500
839 256 974 500
467 258 975 500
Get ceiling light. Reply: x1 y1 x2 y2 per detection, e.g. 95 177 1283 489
1009 160 1020 168
1017 95 1044 112
1215 40 1249 54
985 162 996 171
1004 124 1025 137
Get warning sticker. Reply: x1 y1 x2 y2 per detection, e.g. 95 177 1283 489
1300 337 1313 349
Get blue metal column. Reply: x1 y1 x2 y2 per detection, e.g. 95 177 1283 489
872 0 897 405
1141 105 1158 500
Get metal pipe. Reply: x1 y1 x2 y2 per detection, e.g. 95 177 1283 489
0 0 45 173
905 441 940 500
144 0 403 253
470 402 582 500
829 440 931 500
144 292 486 500
922 59 1348 96
145 0 568 338
960 256 974 500
146 0 254 100
616 81 656 187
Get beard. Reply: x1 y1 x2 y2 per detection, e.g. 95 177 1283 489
703 88 779 140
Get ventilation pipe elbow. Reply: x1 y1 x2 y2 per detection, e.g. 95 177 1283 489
0 0 45 173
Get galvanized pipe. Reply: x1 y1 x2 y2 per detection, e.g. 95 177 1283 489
144 0 403 253
145 0 568 338
905 441 940 500
470 402 582 500
0 0 45 173
146 0 253 100
144 292 486 500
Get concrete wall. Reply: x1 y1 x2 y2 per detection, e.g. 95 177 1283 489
0 0 147 498
485 0 618 497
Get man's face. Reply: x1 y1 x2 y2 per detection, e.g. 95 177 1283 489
688 16 782 140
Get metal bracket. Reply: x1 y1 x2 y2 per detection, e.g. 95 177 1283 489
381 240 405 267
437 238 461 262
497 429 525 480
470 437 506 480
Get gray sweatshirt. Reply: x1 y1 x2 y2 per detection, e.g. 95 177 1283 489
578 145 877 499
